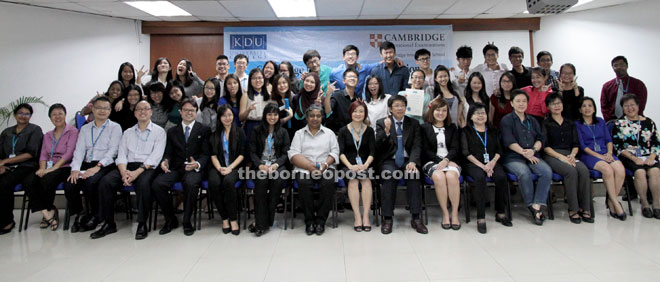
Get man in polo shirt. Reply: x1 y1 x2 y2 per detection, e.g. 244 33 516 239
370 41 410 95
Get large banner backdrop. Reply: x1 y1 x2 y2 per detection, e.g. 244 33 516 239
223 25 453 78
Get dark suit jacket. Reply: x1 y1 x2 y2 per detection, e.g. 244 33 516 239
163 122 211 171
420 123 460 165
248 126 290 168
210 128 246 167
375 115 421 168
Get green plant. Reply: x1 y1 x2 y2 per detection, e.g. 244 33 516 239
0 96 48 126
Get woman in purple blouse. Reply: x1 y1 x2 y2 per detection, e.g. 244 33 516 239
25 104 78 231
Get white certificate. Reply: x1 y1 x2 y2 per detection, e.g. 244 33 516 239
404 88 424 116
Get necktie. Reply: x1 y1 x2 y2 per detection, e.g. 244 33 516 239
395 121 404 168
184 126 190 143
615 80 624 118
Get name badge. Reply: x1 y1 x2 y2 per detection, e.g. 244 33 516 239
594 144 601 152
8 154 16 158
46 160 54 169
265 160 272 166
635 147 642 157
483 153 490 163
356 156 363 165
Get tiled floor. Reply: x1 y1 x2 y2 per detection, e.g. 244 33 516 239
2 197 660 282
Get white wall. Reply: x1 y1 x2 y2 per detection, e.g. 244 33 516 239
534 0 659 119
0 2 149 131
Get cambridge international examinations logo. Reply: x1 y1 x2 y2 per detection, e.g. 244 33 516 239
370 34 383 48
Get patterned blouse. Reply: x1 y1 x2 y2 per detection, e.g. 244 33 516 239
612 116 660 157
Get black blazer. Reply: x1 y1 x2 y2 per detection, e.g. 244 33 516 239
210 128 246 167
163 122 211 171
248 126 290 168
375 115 421 167
420 123 460 165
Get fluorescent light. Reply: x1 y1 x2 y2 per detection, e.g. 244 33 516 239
124 1 191 17
268 0 316 18
574 0 594 7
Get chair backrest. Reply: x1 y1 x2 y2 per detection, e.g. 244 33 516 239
75 111 86 130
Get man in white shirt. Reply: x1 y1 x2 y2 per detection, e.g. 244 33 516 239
92 101 166 240
450 46 473 97
233 54 249 90
472 43 508 97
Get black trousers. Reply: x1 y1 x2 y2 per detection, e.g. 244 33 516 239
464 162 507 219
0 166 36 226
98 163 157 224
208 168 240 221
25 167 70 213
152 169 202 224
253 166 286 230
380 159 422 217
296 170 336 226
63 162 115 218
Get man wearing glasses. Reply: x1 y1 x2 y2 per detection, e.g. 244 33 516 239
92 101 166 240
233 54 249 90
472 43 509 97
65 96 123 233
409 49 434 90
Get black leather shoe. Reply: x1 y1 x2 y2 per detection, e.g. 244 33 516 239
80 217 100 232
183 222 194 236
305 224 315 235
654 209 660 220
477 221 487 234
381 219 393 234
0 221 15 235
315 224 325 235
495 215 513 227
255 229 265 237
642 208 654 218
248 222 257 233
528 207 543 226
159 217 179 235
135 223 148 240
90 222 116 239
411 219 428 234
71 215 84 233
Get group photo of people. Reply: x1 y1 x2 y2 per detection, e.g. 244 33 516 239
1 40 655 240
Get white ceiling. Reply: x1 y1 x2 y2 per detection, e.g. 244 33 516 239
0 0 646 21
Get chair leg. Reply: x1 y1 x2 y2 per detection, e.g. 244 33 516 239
283 187 289 230
547 188 555 220
506 182 513 220
422 184 428 225
624 178 634 216
63 200 71 231
464 183 470 224
18 196 27 232
291 188 295 229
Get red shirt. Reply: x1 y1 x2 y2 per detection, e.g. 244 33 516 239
600 75 647 121
522 86 551 118
490 94 512 129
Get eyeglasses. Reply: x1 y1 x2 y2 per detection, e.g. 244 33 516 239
16 112 32 117
135 108 151 112
474 111 487 116
181 109 196 113
549 102 563 107
417 57 430 62
623 104 638 109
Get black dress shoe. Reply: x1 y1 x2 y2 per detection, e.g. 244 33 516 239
381 219 393 234
135 223 148 240
231 228 240 236
495 215 513 227
315 224 325 235
80 217 100 232
71 221 81 233
411 219 428 234
248 222 257 233
0 221 15 235
159 217 179 235
654 209 660 220
642 208 654 218
222 226 231 234
477 221 487 234
528 207 543 226
255 229 265 237
305 224 315 235
183 222 194 236
90 222 117 239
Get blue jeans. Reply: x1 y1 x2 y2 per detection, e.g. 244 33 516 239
503 157 552 207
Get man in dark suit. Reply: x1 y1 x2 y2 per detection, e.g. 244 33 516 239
152 99 210 236
375 95 427 234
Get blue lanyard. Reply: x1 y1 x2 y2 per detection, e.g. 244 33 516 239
222 132 230 157
586 123 598 147
349 123 365 151
137 129 151 143
266 133 274 156
11 135 18 154
91 120 108 148
521 118 531 131
50 131 63 159
474 126 487 151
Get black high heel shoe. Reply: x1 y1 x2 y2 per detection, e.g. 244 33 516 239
0 221 15 235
